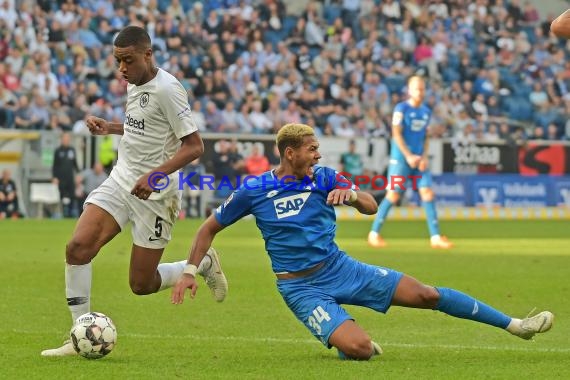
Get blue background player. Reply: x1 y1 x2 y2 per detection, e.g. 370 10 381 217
172 123 553 360
369 76 453 249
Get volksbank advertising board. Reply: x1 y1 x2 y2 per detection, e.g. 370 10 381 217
410 175 570 207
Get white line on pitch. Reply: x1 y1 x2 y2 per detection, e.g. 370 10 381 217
122 332 569 353
16 329 568 353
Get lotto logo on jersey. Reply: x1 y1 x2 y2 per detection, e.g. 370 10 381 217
274 193 310 219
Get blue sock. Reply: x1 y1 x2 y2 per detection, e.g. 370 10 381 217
436 287 511 329
423 200 440 237
337 349 350 360
371 198 393 233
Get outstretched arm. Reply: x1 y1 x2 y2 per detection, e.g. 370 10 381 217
171 215 226 304
551 10 570 38
327 189 378 215
348 190 378 215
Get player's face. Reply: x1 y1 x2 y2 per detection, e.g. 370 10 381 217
113 45 152 86
292 135 321 178
408 79 425 104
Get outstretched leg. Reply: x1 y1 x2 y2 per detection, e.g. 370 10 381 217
392 275 553 339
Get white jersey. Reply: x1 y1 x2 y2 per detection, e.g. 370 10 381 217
110 68 198 200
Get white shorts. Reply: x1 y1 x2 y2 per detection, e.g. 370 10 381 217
85 177 181 249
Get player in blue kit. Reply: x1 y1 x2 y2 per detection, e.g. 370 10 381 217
369 76 453 249
172 123 553 360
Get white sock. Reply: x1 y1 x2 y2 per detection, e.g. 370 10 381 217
505 318 523 334
197 254 212 275
66 263 92 323
430 234 441 242
369 231 378 238
157 260 186 291
157 252 214 291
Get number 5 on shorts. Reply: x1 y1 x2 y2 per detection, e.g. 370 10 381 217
154 216 163 238
307 306 331 334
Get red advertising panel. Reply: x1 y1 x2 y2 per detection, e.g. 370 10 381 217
518 144 566 175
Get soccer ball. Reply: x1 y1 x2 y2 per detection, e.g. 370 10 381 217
70 312 117 359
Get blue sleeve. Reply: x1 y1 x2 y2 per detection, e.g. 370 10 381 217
214 188 252 226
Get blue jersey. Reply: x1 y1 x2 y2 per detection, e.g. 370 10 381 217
214 166 351 273
390 101 431 162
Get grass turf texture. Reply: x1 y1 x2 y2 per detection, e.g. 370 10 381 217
1 219 569 379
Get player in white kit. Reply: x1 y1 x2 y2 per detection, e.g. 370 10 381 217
41 26 227 356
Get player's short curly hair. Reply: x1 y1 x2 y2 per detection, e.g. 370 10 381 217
276 123 315 157
113 26 151 51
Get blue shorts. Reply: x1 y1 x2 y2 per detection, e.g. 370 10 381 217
276 252 403 347
387 160 432 193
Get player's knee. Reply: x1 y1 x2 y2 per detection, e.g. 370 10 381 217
340 336 374 360
129 280 155 295
418 285 439 308
66 238 96 265
129 274 158 295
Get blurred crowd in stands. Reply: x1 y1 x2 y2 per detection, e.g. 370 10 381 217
1 0 570 142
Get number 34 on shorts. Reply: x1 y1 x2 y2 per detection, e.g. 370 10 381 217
307 306 331 334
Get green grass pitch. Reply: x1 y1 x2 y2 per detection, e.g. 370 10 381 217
1 219 569 379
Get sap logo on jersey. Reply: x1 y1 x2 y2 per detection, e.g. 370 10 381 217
410 119 427 131
125 114 145 130
274 193 310 219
